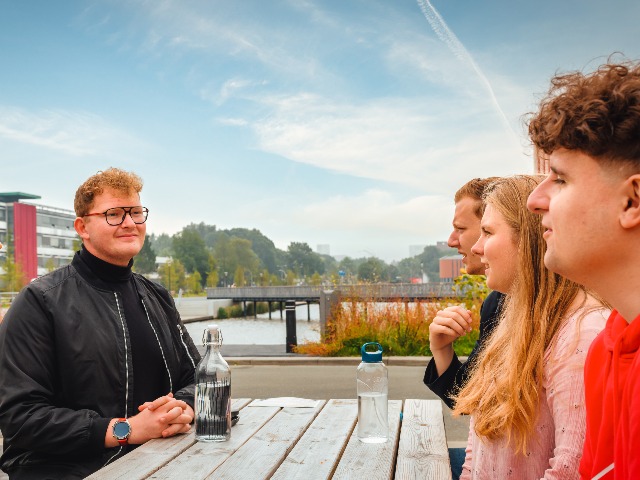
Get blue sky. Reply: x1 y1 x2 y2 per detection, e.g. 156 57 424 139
1 0 639 262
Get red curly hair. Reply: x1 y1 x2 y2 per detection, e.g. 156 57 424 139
74 168 143 217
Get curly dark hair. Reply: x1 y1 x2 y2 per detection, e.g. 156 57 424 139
528 60 640 169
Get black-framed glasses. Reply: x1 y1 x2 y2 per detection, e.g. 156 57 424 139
84 206 149 226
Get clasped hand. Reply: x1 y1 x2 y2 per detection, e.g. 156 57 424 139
129 393 194 444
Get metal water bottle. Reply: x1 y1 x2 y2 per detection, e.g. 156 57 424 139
357 342 388 443
195 324 231 442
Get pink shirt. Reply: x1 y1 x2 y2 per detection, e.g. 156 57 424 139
460 307 608 480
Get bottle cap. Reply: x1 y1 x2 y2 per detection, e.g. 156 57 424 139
361 342 383 363
202 324 223 346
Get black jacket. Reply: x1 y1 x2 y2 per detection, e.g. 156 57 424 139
423 290 504 409
0 253 201 477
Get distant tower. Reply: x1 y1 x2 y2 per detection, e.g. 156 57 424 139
317 244 330 256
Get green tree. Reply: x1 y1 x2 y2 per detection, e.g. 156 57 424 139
45 258 57 273
287 242 324 277
213 236 260 284
259 268 270 286
133 238 157 274
396 256 422 282
285 270 296 285
454 272 489 303
233 266 246 287
227 228 278 273
149 233 174 256
172 227 209 285
206 255 219 288
187 271 203 294
1 249 27 292
417 244 457 282
158 259 186 293
357 257 388 283
338 257 361 283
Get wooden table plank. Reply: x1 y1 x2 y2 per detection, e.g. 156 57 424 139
149 405 280 479
88 398 252 480
271 399 358 480
206 401 326 480
395 399 451 480
332 400 403 480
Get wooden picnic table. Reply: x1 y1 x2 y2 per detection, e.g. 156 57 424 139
88 398 452 480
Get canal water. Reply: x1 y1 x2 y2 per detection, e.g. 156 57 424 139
184 303 321 345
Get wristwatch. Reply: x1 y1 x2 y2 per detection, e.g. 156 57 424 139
112 418 131 446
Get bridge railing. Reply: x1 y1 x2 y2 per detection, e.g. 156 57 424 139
205 282 458 301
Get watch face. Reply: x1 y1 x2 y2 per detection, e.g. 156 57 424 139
113 421 131 439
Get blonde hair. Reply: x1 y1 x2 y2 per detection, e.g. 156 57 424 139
453 175 586 454
74 168 143 217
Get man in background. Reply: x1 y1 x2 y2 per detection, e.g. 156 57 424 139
423 177 503 407
423 177 502 480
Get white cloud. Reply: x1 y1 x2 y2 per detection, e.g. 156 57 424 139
216 117 248 127
0 106 147 158
295 189 452 236
248 93 528 192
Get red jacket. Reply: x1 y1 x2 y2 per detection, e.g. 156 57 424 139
580 310 640 480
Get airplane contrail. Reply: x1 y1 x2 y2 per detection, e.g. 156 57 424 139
416 0 517 140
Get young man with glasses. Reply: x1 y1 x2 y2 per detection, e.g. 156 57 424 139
0 168 200 479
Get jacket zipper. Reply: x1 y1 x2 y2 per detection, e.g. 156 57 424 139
141 298 173 392
103 292 129 468
113 292 129 417
178 323 197 370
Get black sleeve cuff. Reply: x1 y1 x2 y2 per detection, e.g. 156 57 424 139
89 417 113 452
423 354 463 410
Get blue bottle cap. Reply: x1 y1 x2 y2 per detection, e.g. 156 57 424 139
361 342 383 362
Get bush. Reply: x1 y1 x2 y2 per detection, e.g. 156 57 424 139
217 307 228 319
256 302 269 314
295 278 487 356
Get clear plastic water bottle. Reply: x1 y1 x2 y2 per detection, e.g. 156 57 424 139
195 324 231 442
357 342 388 443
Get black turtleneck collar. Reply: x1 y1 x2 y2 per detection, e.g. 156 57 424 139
78 246 134 284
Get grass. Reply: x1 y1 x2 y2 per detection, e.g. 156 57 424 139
294 295 483 357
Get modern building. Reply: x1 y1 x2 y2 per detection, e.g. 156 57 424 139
0 192 77 281
439 254 464 282
316 244 331 256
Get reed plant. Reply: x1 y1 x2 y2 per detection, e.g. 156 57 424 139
295 296 483 357
295 275 487 357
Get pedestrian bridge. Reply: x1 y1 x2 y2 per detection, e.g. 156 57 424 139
205 282 458 302
204 282 463 339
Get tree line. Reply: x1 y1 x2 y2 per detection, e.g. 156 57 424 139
0 222 455 293
132 222 456 293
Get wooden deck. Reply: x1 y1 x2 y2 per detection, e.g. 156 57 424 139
89 398 451 479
